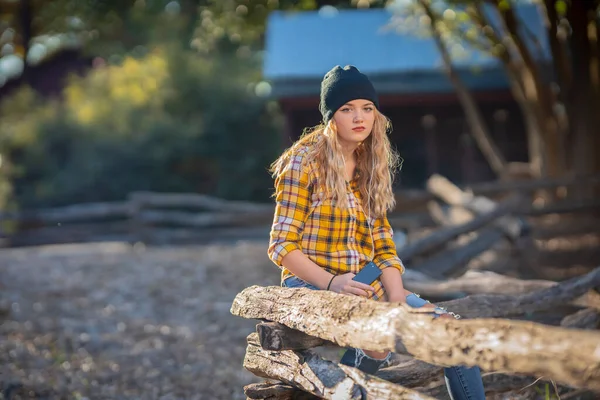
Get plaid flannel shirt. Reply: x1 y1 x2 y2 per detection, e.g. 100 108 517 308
268 147 405 300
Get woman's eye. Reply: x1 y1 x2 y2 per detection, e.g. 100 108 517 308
341 108 351 112
364 107 373 112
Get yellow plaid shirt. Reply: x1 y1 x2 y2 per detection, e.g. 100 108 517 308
268 147 405 300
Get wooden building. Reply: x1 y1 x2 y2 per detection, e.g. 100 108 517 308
262 5 547 188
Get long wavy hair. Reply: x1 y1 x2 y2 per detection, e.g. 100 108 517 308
270 109 402 218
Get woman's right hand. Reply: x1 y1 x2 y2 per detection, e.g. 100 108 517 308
328 273 376 297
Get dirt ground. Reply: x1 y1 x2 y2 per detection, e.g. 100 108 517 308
0 241 279 399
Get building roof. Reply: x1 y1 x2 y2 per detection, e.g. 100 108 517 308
263 4 548 98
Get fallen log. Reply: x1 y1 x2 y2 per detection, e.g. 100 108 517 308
438 266 600 318
402 270 555 297
523 198 600 216
379 305 600 392
231 284 600 390
533 218 600 239
412 227 505 278
137 209 273 228
426 174 525 240
244 332 436 400
0 201 130 224
255 269 600 353
377 359 441 388
397 194 521 262
404 269 600 309
244 381 318 399
560 308 600 329
129 191 273 213
256 321 333 352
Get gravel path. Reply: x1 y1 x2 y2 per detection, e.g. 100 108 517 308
0 241 279 399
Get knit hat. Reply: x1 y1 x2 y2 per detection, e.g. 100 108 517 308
319 65 379 123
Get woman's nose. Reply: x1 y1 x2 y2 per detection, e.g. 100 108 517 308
353 112 363 122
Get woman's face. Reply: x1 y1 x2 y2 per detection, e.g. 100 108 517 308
332 99 376 149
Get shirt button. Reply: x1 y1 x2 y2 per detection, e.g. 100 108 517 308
349 238 355 243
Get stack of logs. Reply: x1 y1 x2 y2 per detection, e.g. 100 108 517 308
231 268 600 399
230 174 600 399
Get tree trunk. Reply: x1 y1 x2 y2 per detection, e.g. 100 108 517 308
566 0 600 197
418 0 507 178
500 5 568 178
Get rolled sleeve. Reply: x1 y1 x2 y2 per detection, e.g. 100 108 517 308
372 214 405 274
268 153 312 267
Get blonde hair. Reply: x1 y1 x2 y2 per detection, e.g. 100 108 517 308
269 109 402 218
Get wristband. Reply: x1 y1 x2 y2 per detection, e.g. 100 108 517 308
326 275 336 291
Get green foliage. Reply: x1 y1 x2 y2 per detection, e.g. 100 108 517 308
0 42 283 208
2 0 392 210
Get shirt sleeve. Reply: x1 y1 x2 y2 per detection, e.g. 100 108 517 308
372 214 405 274
267 153 312 267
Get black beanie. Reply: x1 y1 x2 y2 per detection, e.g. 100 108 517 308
319 65 379 123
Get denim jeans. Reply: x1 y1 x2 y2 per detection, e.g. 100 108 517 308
282 276 486 400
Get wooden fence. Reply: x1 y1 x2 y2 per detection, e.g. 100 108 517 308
231 267 600 399
0 174 598 250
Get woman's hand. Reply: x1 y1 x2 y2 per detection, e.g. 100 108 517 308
329 273 376 297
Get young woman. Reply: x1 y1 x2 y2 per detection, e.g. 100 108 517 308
268 65 485 399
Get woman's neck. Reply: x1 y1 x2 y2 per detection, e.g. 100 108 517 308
344 150 357 181
340 144 357 163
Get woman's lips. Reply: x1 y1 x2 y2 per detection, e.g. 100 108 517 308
352 127 365 132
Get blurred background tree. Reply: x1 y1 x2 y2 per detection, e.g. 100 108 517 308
3 0 596 211
0 0 326 208
0 0 391 209
389 0 600 192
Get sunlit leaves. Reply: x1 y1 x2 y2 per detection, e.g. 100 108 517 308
64 50 170 130
554 0 567 17
386 0 495 62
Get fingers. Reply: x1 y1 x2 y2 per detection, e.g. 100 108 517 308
353 281 376 293
334 273 376 297
344 281 375 297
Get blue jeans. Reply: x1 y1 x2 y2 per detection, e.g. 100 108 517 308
282 276 486 400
